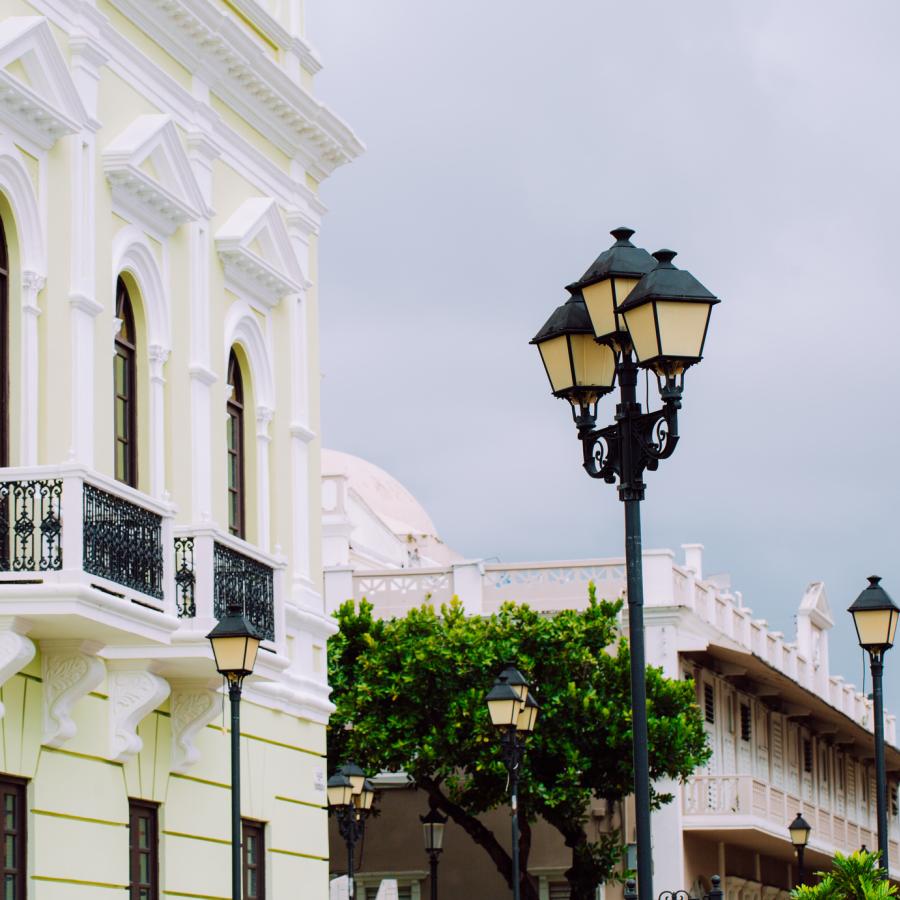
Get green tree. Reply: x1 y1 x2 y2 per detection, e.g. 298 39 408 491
328 588 710 900
791 850 897 900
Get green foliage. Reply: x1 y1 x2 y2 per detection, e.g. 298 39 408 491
791 851 897 900
328 585 710 895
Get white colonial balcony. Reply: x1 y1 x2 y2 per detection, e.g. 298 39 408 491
0 464 286 677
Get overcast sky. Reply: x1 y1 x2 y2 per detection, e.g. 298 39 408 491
307 1 900 707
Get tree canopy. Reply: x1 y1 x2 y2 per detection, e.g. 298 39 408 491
792 851 897 900
328 588 710 900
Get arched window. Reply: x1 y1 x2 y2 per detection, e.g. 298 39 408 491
0 216 8 468
227 349 246 538
114 278 138 487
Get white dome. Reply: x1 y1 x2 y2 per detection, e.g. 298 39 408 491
321 449 439 538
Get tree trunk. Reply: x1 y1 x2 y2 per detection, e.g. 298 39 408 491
417 775 539 900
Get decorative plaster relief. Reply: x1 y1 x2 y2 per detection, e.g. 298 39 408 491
41 641 105 748
170 682 220 773
0 17 87 149
108 667 171 763
104 114 209 235
0 625 35 719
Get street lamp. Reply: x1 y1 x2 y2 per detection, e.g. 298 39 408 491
486 663 539 900
206 601 263 900
531 227 719 900
788 812 811 885
848 575 899 874
328 764 376 898
421 807 447 900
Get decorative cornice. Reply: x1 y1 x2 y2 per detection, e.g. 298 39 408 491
189 363 218 386
0 17 88 149
69 291 104 317
103 115 209 235
41 640 106 748
108 665 171 762
106 0 364 179
289 422 316 444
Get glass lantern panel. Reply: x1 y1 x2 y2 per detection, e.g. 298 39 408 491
854 609 896 648
538 336 575 393
623 303 660 363
582 279 616 339
569 334 616 389
487 696 521 727
656 300 711 360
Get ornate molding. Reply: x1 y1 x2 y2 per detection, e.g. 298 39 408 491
170 682 220 773
256 405 274 439
0 620 35 719
108 666 171 763
0 17 87 149
41 641 105 748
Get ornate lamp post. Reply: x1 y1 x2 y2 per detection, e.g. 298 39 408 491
206 601 262 900
328 764 376 898
788 812 811 885
486 663 539 900
848 575 899 874
421 807 447 900
531 228 719 900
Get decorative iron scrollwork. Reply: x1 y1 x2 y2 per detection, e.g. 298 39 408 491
0 479 63 572
174 536 196 618
83 484 163 599
213 542 275 642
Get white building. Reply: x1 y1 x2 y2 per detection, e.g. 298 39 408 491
0 2 360 897
323 450 900 899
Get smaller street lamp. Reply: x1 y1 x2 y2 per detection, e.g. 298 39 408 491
848 575 899 876
207 602 262 900
421 807 447 900
788 812 811 885
328 764 376 898
486 663 539 900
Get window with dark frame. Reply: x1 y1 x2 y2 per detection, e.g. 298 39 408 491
227 349 246 538
703 683 715 724
740 703 751 742
0 775 26 899
114 278 138 487
242 819 265 899
0 216 8 468
802 738 813 774
129 799 159 900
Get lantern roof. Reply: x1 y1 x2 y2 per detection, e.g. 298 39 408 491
618 249 719 311
530 289 594 344
573 227 656 288
848 575 899 615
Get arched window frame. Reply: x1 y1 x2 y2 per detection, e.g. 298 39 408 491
227 349 246 539
0 216 8 468
114 278 138 487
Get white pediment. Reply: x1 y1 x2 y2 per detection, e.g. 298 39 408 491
0 17 87 149
799 581 834 629
103 114 208 235
216 198 306 307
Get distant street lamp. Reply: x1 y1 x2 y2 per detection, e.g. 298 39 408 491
848 575 900 874
531 227 719 900
788 812 811 885
206 601 262 900
486 663 539 900
328 764 376 898
421 806 447 900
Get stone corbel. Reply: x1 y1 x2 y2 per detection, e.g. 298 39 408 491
41 641 106 748
148 344 169 385
256 405 274 440
170 681 221 773
108 664 171 763
0 619 35 719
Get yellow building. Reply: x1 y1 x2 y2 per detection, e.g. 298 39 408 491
0 1 361 897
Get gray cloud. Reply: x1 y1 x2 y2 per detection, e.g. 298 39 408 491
308 0 900 709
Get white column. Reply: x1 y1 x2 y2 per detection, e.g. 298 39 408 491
20 271 43 465
69 296 102 464
148 344 168 498
256 406 273 552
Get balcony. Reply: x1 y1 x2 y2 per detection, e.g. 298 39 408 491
0 465 281 652
682 774 900 876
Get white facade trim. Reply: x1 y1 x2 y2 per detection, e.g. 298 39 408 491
41 640 106 748
103 114 209 236
170 681 221 773
223 300 275 411
0 16 87 149
108 663 171 762
0 618 34 719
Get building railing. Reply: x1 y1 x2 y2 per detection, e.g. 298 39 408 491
213 540 275 642
0 478 63 572
682 775 900 874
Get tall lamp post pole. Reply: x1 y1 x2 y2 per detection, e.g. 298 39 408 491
327 765 376 899
788 812 811 887
531 228 719 900
206 601 263 900
421 807 447 900
848 575 899 875
486 664 539 900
